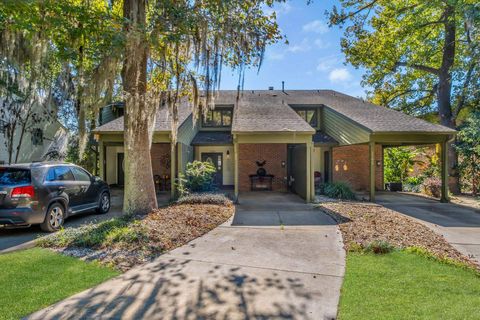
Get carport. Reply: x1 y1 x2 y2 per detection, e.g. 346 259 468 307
368 132 454 202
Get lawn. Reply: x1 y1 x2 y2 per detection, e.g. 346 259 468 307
0 248 119 320
339 251 480 319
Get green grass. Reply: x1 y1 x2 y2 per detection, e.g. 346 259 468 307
339 251 480 319
0 248 119 320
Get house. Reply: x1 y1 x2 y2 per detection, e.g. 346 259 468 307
0 101 68 165
93 90 456 202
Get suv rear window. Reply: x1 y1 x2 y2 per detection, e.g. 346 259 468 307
0 168 31 185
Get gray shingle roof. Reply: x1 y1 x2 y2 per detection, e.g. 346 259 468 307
94 100 192 132
191 131 233 145
217 90 455 134
95 90 455 135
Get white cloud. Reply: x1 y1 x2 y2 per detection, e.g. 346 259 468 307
302 20 329 34
316 56 339 72
267 51 285 61
264 2 292 17
328 68 353 83
314 38 330 49
286 38 311 53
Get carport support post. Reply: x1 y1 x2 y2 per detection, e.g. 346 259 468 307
369 141 376 202
306 142 313 202
234 138 239 201
440 140 449 203
171 142 176 199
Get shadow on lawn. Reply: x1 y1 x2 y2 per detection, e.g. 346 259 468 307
26 256 320 320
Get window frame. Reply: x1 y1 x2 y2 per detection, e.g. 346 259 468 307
71 166 92 182
46 166 76 182
202 107 233 128
31 128 43 146
294 107 318 127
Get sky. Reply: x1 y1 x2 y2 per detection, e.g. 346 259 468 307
220 0 368 98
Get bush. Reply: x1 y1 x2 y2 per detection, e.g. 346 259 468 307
323 182 356 200
365 240 395 254
37 216 147 249
177 161 217 196
177 193 232 206
403 176 424 193
422 176 441 198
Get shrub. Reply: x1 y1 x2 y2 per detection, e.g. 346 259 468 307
323 182 356 200
177 161 217 196
403 176 424 193
364 240 395 254
384 147 420 183
177 193 232 206
422 176 442 198
37 216 148 249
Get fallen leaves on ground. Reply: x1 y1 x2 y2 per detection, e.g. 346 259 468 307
51 202 234 271
318 201 478 270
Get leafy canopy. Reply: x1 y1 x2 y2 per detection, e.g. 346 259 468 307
328 0 479 119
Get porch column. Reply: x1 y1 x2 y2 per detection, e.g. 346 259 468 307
234 137 239 201
306 141 313 202
98 140 105 180
369 141 376 202
440 140 449 203
171 143 176 199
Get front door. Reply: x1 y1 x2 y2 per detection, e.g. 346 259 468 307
117 153 125 186
324 151 330 183
201 153 223 186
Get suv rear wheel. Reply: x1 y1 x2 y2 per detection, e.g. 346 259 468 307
40 203 65 232
97 191 110 214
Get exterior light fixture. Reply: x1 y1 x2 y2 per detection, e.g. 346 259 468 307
281 160 286 167
226 150 230 159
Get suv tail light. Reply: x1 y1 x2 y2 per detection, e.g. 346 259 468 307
11 186 35 198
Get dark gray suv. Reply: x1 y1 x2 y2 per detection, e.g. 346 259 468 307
0 162 110 232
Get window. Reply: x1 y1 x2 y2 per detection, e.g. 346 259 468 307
202 108 233 127
295 108 318 127
72 167 91 182
31 128 43 146
0 168 31 185
46 166 75 181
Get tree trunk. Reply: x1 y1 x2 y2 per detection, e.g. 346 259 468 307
122 0 157 215
438 4 461 194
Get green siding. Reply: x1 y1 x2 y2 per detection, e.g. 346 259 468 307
177 114 198 145
177 114 197 174
324 107 370 145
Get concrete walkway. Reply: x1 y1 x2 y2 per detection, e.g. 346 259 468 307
27 192 345 320
377 192 480 264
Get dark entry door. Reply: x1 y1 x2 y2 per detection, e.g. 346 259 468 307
324 151 330 183
201 153 223 186
117 153 125 186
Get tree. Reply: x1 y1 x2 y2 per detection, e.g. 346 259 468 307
1 0 282 214
328 0 480 194
384 147 420 183
120 0 282 214
455 109 480 195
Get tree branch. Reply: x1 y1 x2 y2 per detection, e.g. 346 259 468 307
454 60 475 117
395 62 440 75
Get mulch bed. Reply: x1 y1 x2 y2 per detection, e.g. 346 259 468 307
52 202 234 271
318 201 479 270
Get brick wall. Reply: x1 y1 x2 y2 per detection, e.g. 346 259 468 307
238 143 287 192
151 143 171 177
332 144 383 191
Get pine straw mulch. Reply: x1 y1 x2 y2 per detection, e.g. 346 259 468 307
317 201 479 270
144 202 234 252
48 202 234 272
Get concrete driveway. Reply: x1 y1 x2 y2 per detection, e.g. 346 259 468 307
27 192 345 320
377 192 480 263
0 189 169 253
